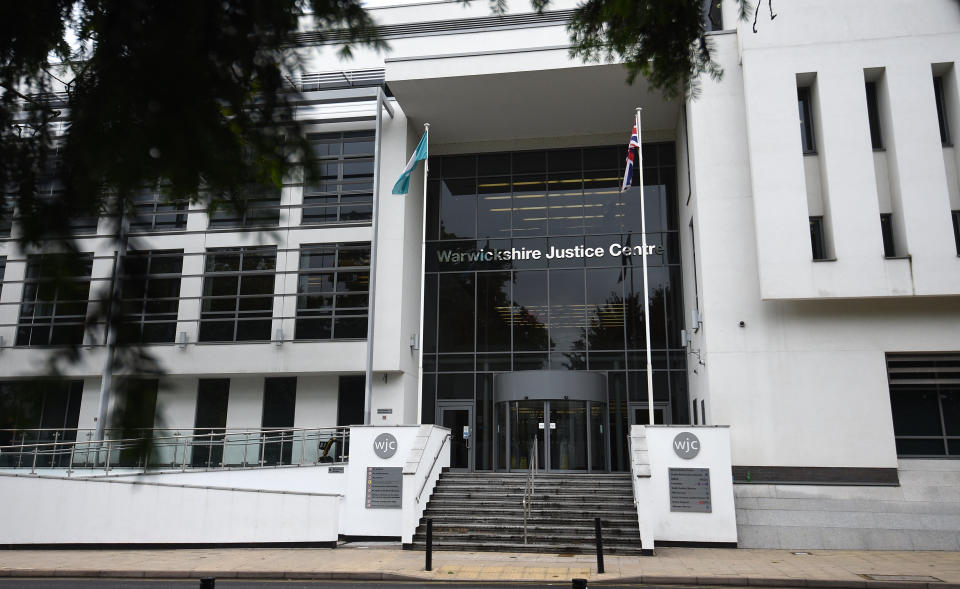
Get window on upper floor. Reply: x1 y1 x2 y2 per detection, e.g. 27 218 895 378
207 185 282 230
295 242 370 340
302 131 374 226
199 246 276 342
865 81 884 150
797 86 816 154
0 196 12 238
879 213 896 258
702 0 722 31
809 216 827 260
934 75 952 147
952 210 960 255
129 188 187 233
36 145 99 236
16 253 93 346
118 249 184 344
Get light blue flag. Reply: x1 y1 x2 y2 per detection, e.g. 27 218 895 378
392 129 429 195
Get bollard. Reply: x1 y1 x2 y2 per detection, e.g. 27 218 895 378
572 578 588 589
425 517 433 571
594 517 604 574
199 577 215 588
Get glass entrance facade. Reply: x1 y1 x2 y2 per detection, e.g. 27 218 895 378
421 144 687 471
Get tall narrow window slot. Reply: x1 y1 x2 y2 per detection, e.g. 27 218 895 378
865 81 884 150
934 76 952 146
880 213 896 258
798 87 816 154
952 210 960 255
809 216 827 260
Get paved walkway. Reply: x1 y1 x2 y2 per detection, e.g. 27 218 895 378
0 543 958 587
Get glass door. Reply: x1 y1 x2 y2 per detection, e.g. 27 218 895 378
550 400 587 470
499 400 599 472
440 405 473 470
509 401 545 470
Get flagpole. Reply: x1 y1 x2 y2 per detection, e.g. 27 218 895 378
636 107 655 426
415 123 430 425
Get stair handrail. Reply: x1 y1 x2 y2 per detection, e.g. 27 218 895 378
522 436 538 544
417 433 451 504
628 433 638 506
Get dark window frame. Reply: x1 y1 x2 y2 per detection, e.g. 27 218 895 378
294 242 370 340
934 75 952 147
887 353 960 457
302 131 375 226
16 253 93 347
809 216 827 260
118 249 184 344
865 81 884 150
129 189 188 233
879 213 896 258
421 144 689 472
798 86 817 154
952 210 960 256
198 246 277 342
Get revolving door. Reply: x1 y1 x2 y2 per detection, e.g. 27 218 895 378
493 371 609 472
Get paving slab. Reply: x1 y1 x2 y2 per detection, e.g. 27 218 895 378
0 545 957 587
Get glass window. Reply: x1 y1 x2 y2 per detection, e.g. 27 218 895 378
261 377 296 465
423 144 687 470
703 0 722 31
303 132 374 225
809 216 827 260
887 354 960 456
295 242 369 340
953 210 960 256
548 269 585 353
0 196 12 238
199 247 276 342
0 380 83 467
129 189 187 232
476 271 511 352
438 273 475 352
880 214 896 258
119 250 183 344
512 270 548 351
17 254 93 346
440 178 477 239
865 81 884 149
192 379 229 467
208 186 281 229
934 75 952 146
798 86 816 154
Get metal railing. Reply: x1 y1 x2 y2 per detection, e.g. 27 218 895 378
0 426 349 475
522 436 538 545
416 433 451 504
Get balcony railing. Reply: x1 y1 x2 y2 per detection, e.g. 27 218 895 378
0 426 349 475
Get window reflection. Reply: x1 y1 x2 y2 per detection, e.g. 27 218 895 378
423 144 687 470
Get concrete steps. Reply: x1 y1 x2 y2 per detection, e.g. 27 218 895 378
409 470 643 555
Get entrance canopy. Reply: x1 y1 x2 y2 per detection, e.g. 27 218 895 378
386 58 680 146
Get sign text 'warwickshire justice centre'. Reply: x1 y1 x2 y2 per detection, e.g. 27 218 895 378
435 242 665 265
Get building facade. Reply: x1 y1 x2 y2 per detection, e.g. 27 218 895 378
1 0 959 550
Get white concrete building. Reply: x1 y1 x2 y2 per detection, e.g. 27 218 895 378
1 0 958 551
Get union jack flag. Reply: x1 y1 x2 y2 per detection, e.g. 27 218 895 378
620 122 640 193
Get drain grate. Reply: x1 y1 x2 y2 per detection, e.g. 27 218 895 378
860 575 944 582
